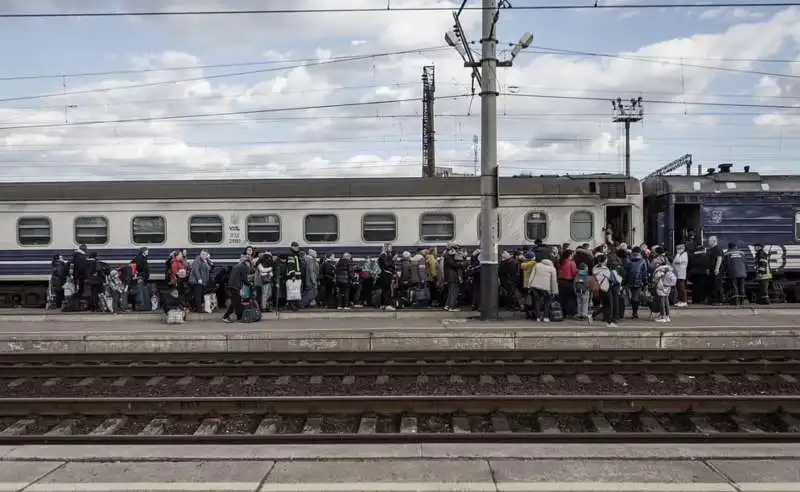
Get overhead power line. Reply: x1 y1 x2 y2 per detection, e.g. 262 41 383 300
0 90 794 131
505 92 800 109
0 3 797 17
0 46 446 103
527 45 800 80
0 94 471 131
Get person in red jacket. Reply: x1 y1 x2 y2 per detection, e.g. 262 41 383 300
558 249 578 316
169 251 189 301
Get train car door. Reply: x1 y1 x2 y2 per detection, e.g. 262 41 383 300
605 205 632 245
674 202 702 249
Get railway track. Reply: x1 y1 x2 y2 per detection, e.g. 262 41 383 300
3 349 800 378
4 349 800 398
1 395 800 444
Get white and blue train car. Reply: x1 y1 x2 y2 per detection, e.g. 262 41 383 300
0 175 643 306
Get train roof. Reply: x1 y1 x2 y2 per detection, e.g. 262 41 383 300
642 172 800 196
0 175 642 202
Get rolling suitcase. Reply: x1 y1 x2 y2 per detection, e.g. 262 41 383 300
548 299 564 322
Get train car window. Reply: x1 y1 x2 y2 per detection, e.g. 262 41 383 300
570 210 593 241
477 214 502 240
599 182 626 199
420 213 455 242
362 213 397 242
131 216 166 245
795 212 800 241
74 216 109 245
305 214 339 242
17 217 52 246
189 215 224 244
525 212 548 241
247 214 281 243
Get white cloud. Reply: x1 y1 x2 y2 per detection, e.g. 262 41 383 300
698 7 766 21
0 3 798 180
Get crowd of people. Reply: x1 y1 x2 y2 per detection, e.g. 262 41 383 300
47 233 774 326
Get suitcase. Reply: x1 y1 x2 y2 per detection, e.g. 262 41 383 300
240 301 261 323
548 299 564 322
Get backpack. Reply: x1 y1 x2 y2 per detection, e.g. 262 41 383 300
593 270 610 292
573 271 589 293
661 270 677 288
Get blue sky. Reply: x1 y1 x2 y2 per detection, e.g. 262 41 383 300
0 0 796 181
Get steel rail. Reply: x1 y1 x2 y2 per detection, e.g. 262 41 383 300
1 359 799 378
1 349 798 365
1 395 800 445
0 432 798 445
2 395 800 415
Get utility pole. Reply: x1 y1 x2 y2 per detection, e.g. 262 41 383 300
472 135 479 176
611 97 644 177
421 65 436 177
445 0 533 320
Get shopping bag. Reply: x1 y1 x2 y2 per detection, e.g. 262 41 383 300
286 279 302 301
203 293 216 313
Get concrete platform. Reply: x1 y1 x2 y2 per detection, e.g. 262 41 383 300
1 444 800 491
0 311 799 353
0 305 796 323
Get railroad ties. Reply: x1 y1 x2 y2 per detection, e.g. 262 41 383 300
0 349 799 443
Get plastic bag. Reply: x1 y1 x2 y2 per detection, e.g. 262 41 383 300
203 293 216 314
286 279 302 301
62 277 75 298
151 293 160 311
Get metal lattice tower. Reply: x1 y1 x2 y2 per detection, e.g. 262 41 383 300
421 65 436 177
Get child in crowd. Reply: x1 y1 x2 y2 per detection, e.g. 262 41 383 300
573 263 591 322
652 264 677 323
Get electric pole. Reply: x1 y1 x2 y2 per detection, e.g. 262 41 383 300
611 97 643 177
421 65 436 177
472 135 479 176
445 0 533 320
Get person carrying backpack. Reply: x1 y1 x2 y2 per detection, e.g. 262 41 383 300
591 254 621 328
573 263 591 321
652 264 677 323
625 246 649 319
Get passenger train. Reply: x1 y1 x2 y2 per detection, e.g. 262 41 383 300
0 175 642 306
1 165 799 307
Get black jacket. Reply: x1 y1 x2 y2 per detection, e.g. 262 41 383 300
335 258 354 284
227 262 251 291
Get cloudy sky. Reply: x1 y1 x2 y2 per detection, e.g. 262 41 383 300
0 0 797 181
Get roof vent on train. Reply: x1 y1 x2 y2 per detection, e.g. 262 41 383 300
718 163 733 173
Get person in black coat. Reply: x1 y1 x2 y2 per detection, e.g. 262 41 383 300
50 254 69 309
377 243 396 311
71 244 88 297
335 253 354 309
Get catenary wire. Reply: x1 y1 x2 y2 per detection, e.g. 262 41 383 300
5 137 800 151
0 94 473 131
2 41 795 106
0 46 447 104
0 3 797 17
0 91 794 131
0 41 792 83
524 46 800 81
